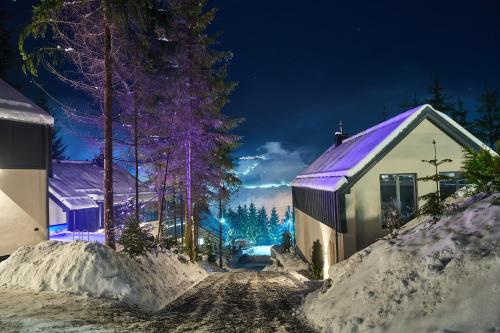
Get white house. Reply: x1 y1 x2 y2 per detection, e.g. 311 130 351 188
292 104 494 277
0 79 53 257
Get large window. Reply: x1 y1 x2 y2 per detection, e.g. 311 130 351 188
439 172 468 200
380 174 416 226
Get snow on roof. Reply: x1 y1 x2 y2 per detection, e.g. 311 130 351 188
0 79 54 126
49 160 154 210
292 104 493 192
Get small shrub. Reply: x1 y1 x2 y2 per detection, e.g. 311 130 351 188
383 199 402 238
281 231 292 253
462 148 500 195
204 236 217 263
161 234 177 250
311 239 324 280
119 216 154 257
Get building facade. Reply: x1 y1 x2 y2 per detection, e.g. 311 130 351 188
292 105 493 278
0 79 53 256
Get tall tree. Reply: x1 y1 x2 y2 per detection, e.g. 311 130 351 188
35 91 67 160
426 78 454 114
20 0 155 248
267 207 282 245
475 89 500 148
0 10 11 80
256 206 268 245
165 0 238 260
450 99 469 129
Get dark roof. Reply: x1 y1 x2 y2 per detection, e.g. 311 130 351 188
49 160 154 210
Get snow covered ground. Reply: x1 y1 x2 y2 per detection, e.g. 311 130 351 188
303 195 500 333
0 241 207 311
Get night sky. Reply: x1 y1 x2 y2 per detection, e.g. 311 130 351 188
2 0 500 212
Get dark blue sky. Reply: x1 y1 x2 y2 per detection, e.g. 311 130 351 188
2 0 500 162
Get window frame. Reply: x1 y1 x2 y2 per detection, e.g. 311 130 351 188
379 173 418 227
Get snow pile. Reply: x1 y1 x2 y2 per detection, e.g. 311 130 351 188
264 248 309 273
303 195 500 332
0 241 207 311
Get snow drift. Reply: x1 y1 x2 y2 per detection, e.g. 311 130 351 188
0 241 207 311
303 195 500 333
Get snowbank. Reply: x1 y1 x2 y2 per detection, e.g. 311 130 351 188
264 251 309 273
303 195 500 332
0 241 207 311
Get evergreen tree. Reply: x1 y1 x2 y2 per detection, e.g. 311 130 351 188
256 206 268 245
416 140 453 223
462 148 500 195
475 89 500 148
281 231 292 253
245 203 260 245
267 207 282 245
119 216 154 257
450 99 470 129
203 236 217 263
0 10 11 80
311 240 324 280
400 92 421 110
35 92 67 160
235 205 248 239
426 79 454 114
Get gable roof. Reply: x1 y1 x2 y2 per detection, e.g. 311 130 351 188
49 160 154 210
0 79 54 126
292 104 493 192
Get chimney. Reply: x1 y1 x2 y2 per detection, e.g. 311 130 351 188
335 121 344 146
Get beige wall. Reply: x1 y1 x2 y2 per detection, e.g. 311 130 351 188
0 169 48 256
295 119 469 275
49 198 67 226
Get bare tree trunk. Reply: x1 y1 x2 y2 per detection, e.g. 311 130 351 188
157 158 170 243
219 186 223 269
103 0 115 249
173 188 177 241
185 138 195 261
134 99 139 221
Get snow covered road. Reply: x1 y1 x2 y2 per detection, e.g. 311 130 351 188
0 271 317 332
150 271 317 332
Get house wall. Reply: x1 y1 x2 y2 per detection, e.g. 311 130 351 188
0 169 48 256
349 118 467 252
49 198 67 226
295 118 470 275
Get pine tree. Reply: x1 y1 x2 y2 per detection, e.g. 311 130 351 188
256 206 268 245
203 236 217 263
267 207 282 245
462 148 500 195
35 92 67 160
475 89 500 148
0 10 11 80
119 216 153 257
450 99 470 129
245 203 260 245
426 79 454 114
416 140 453 223
311 240 324 280
400 92 421 110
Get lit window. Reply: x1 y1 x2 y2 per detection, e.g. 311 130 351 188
439 172 468 200
380 174 416 226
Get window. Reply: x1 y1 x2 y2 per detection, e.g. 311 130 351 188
380 174 416 226
439 172 468 200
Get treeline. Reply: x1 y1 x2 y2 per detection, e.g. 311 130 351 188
225 204 292 246
19 0 240 260
402 79 499 147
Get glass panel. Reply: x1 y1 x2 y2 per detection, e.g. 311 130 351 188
439 172 468 200
380 175 397 226
398 175 416 222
